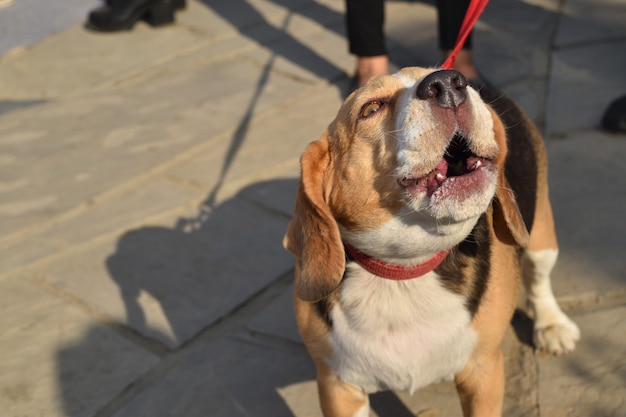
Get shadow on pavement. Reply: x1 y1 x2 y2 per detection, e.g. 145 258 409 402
0 99 47 115
199 0 346 80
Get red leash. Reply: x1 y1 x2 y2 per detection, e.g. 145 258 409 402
440 0 490 70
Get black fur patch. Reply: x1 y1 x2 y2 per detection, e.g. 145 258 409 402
478 88 538 232
435 214 491 316
314 297 333 327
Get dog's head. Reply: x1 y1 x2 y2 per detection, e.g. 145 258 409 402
284 67 529 301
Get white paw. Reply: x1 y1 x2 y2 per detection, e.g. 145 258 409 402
533 314 580 355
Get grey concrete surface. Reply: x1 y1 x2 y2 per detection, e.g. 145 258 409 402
0 0 625 416
0 0 99 57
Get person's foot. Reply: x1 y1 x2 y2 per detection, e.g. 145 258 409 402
86 0 177 32
356 55 389 87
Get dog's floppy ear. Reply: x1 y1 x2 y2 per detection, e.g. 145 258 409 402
494 178 530 247
489 108 531 247
283 132 345 302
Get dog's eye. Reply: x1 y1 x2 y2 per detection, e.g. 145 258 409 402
360 101 384 119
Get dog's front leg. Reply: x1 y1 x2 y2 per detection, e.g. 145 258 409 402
315 361 370 417
454 349 505 417
522 249 580 354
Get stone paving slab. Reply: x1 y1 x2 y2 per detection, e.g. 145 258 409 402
546 0 626 134
1 66 341 277
0 0 346 103
173 0 237 39
556 0 626 47
475 0 558 125
110 338 317 417
164 84 342 193
0 23 205 102
246 282 301 343
0 53 307 241
191 0 316 38
546 131 626 298
1 180 196 276
538 306 626 416
547 41 626 134
0 0 98 57
237 177 298 218
0 277 158 417
25 192 293 349
243 23 349 86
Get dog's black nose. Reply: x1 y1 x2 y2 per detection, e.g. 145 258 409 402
416 70 467 108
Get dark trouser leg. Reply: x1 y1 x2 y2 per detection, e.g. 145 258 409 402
437 0 472 51
345 0 386 56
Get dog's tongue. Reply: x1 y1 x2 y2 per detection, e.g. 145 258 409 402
426 159 448 195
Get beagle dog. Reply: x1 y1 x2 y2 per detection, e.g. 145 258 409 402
283 67 580 417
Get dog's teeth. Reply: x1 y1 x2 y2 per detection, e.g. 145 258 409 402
467 157 483 171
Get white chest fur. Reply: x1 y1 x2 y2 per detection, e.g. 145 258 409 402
327 264 477 394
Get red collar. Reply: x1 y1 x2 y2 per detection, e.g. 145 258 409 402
344 242 449 280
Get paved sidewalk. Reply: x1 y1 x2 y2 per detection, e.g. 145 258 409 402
1 0 625 416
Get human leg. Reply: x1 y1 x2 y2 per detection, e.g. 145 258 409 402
436 0 480 80
345 0 389 86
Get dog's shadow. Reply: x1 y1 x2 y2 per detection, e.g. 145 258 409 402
511 308 535 348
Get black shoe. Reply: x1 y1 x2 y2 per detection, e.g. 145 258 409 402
602 94 626 134
87 0 178 32
105 0 185 10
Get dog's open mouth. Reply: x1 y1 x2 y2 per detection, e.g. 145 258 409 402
399 134 495 196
